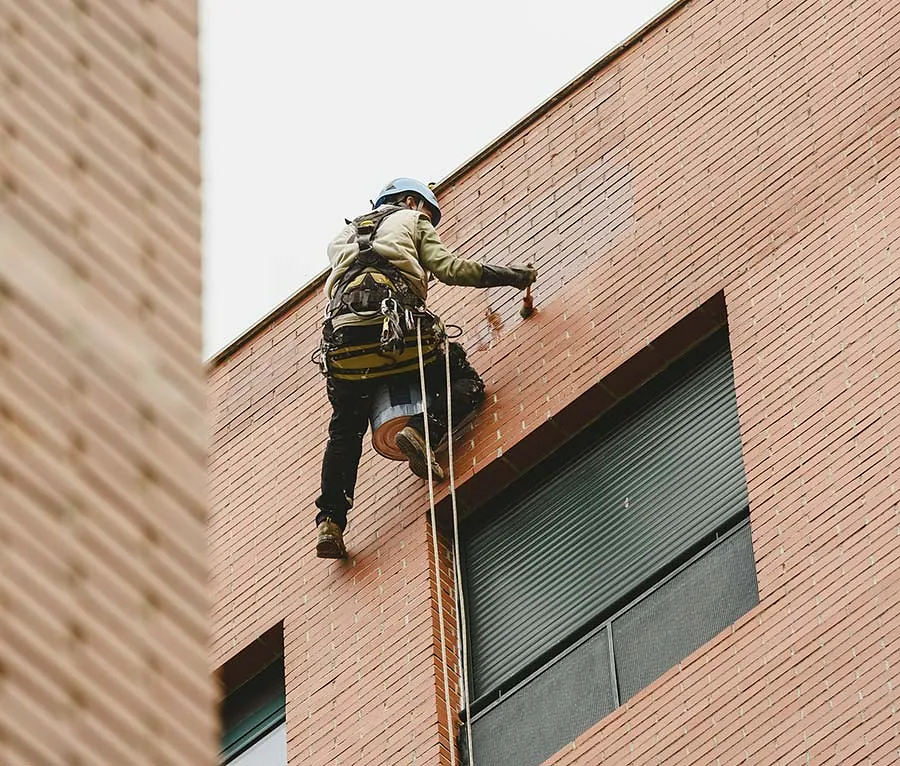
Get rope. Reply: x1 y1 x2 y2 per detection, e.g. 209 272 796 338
416 318 457 766
444 343 476 764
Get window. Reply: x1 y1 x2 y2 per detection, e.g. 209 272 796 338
458 329 758 766
219 625 287 766
227 722 287 766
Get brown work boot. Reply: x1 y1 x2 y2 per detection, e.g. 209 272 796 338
395 425 445 481
316 518 346 559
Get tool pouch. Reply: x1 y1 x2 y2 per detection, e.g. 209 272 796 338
321 317 443 381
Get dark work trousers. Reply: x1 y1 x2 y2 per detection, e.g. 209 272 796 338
315 363 445 531
315 343 485 531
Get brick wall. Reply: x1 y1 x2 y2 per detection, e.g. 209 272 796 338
209 0 900 762
0 1 215 764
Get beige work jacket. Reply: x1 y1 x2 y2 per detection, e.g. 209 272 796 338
324 207 483 330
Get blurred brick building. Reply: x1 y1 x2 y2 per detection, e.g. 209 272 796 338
1 1 215 764
209 0 899 764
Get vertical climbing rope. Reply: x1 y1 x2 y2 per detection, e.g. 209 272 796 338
416 318 457 766
444 342 476 765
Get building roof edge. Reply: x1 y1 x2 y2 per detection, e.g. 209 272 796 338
206 0 688 370
433 0 688 194
206 266 329 368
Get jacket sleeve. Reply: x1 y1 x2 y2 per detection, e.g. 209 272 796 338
323 222 360 299
327 223 357 268
415 217 484 286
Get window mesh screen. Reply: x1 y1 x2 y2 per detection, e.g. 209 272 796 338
612 524 759 702
466 627 615 766
463 332 749 697
458 330 759 766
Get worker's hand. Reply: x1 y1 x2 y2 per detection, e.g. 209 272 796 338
479 263 538 290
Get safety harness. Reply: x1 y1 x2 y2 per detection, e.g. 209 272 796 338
318 206 444 380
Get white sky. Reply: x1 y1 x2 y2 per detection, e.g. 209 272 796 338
200 0 675 357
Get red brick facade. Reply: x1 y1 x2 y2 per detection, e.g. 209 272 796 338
1 1 214 763
209 0 900 762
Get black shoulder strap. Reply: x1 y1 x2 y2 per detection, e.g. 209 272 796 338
353 206 400 256
327 206 412 318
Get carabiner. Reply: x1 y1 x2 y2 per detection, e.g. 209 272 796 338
380 297 398 316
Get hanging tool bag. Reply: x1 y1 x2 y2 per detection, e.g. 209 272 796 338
318 207 443 381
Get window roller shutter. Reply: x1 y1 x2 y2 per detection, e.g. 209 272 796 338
463 333 749 698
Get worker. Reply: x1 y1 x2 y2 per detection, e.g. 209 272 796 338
314 177 536 559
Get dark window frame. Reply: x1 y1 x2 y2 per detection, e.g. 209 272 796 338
218 624 287 764
457 318 759 765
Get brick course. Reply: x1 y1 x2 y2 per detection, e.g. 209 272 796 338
1 0 214 763
209 0 900 763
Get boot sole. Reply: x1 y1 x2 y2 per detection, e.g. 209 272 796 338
396 430 445 482
316 535 346 559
